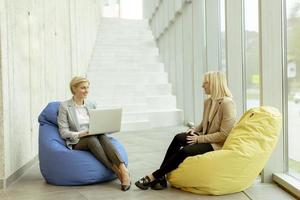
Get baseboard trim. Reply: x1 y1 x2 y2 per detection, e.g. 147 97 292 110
273 173 300 198
0 156 38 189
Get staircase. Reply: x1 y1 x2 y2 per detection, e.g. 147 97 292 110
87 18 183 131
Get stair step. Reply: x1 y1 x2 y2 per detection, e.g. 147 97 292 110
90 61 161 66
148 109 183 128
97 104 147 113
88 64 164 72
122 112 149 121
90 86 173 97
88 74 168 84
147 96 177 110
91 55 160 60
121 120 150 131
92 45 156 50
93 52 159 59
90 96 146 105
95 42 156 47
93 50 159 55
89 83 171 96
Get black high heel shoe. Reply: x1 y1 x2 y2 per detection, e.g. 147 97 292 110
121 172 131 191
135 176 157 190
121 182 131 191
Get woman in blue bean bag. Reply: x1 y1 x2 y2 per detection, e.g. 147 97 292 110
38 76 129 190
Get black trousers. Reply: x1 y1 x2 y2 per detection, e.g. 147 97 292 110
152 132 213 179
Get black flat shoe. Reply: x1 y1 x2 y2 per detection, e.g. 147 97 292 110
135 176 157 190
151 176 167 190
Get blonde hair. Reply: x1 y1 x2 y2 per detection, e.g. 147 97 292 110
204 71 232 100
69 76 90 95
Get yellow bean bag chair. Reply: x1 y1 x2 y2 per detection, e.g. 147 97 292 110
168 106 282 195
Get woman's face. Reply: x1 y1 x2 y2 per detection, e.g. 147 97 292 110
73 82 89 99
202 77 210 95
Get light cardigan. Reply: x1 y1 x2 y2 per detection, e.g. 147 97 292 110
195 97 237 150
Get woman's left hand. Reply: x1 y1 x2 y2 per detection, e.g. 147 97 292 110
186 132 198 145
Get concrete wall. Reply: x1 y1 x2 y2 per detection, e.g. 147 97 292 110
0 0 103 184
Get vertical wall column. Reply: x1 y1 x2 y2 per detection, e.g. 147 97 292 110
168 1 176 95
192 0 206 123
0 0 7 182
260 0 284 182
226 0 245 118
205 0 220 70
174 1 184 113
182 2 194 122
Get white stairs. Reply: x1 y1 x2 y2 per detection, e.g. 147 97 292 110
87 18 183 131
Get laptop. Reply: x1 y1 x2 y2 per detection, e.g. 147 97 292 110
88 108 122 135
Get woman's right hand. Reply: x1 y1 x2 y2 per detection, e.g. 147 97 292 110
78 131 89 138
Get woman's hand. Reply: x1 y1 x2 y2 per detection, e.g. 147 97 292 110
79 131 89 138
186 132 198 145
185 128 195 135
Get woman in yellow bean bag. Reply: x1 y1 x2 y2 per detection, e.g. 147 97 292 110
167 106 282 195
135 71 237 190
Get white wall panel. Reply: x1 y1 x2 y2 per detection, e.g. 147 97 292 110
192 0 206 124
169 24 176 94
175 15 184 110
182 3 194 122
206 0 220 70
260 0 284 182
0 0 102 184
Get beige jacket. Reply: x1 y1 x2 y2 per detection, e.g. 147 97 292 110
195 97 236 150
57 99 96 149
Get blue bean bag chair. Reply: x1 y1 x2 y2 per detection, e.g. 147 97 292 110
38 102 128 186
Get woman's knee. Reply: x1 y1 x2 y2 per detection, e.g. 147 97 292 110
97 134 109 142
174 132 186 142
86 136 99 147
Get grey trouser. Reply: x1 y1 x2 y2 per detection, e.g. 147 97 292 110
73 134 124 170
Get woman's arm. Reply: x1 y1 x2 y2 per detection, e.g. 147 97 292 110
197 100 236 143
57 104 81 141
194 121 203 133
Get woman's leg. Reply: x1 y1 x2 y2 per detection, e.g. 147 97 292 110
97 134 124 166
135 132 186 189
97 134 131 191
135 142 213 190
159 132 188 168
152 143 214 179
73 136 113 170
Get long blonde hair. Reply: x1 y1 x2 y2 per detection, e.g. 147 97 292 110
204 71 232 100
69 76 90 95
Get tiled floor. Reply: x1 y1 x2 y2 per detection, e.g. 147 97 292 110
0 127 296 200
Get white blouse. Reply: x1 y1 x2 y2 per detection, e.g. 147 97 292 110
74 104 89 131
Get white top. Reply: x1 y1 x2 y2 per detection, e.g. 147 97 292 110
74 104 89 131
